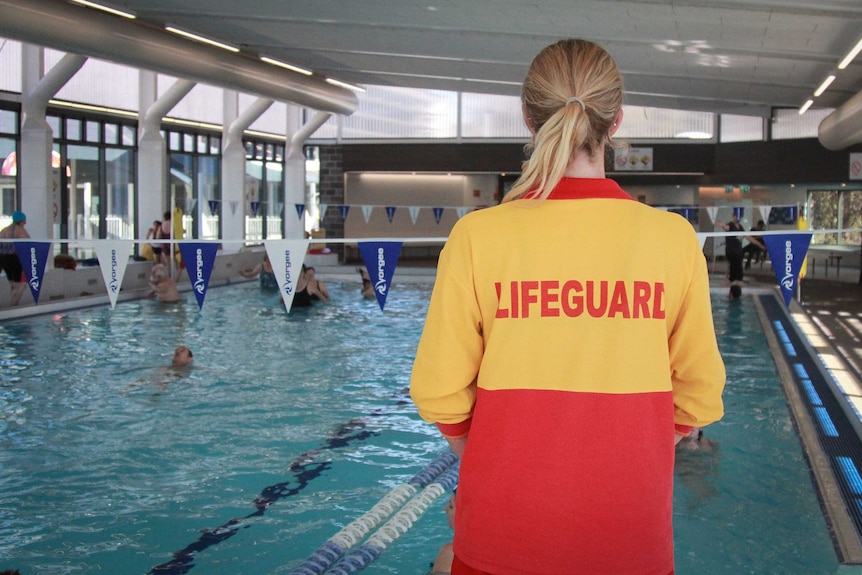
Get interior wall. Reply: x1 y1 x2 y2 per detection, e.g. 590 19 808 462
343 172 498 239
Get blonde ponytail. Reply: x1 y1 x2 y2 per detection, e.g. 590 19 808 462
504 39 623 203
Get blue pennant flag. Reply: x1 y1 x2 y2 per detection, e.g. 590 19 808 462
178 242 219 310
208 200 219 216
385 206 397 222
358 241 402 311
14 241 51 304
733 206 745 220
763 233 812 306
250 201 261 217
433 207 444 224
295 203 306 220
339 205 350 221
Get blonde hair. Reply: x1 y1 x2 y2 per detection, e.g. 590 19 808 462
504 39 624 203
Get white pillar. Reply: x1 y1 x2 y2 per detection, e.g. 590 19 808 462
137 74 195 232
20 45 86 239
285 109 332 239
221 93 273 252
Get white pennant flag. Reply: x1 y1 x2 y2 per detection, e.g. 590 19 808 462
265 239 310 313
759 205 772 224
696 233 707 251
409 206 421 225
229 200 239 215
362 205 374 223
706 206 719 224
319 204 329 219
94 240 132 309
455 207 470 219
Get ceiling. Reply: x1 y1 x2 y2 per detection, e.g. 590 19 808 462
109 0 862 118
2 0 862 120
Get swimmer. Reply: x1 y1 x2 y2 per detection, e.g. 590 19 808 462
148 263 180 303
359 267 375 300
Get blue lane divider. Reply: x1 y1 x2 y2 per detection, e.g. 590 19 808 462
288 450 458 575
323 464 461 574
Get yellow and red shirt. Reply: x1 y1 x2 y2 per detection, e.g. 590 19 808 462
410 178 725 575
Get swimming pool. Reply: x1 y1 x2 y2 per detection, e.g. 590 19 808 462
0 280 844 574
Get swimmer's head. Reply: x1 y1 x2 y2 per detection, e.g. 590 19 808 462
729 284 742 299
172 346 193 366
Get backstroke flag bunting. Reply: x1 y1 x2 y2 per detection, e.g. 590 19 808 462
178 242 219 310
695 233 707 251
359 241 402 311
14 241 51 304
95 240 132 309
763 233 812 306
265 239 310 313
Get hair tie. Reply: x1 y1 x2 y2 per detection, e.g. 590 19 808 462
564 96 586 111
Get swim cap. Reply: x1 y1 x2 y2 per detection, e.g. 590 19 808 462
11 210 25 223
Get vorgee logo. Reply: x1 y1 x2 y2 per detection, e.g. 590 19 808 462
781 240 795 291
375 247 387 295
109 249 119 293
282 251 293 296
193 248 205 295
28 247 39 291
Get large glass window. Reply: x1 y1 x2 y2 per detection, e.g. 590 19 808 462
0 107 18 230
66 144 101 258
244 138 284 241
807 189 862 246
105 147 135 240
166 130 221 241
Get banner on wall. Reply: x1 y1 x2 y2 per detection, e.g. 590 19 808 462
614 146 653 171
763 233 812 306
850 153 862 180
95 240 132 309
359 241 402 311
265 239 310 313
178 242 219 310
14 241 51 305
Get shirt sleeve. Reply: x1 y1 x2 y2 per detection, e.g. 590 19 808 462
668 236 726 428
410 226 484 436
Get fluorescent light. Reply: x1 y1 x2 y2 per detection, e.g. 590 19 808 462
49 99 138 117
165 26 239 53
325 78 366 93
839 38 862 70
70 0 135 19
799 99 814 114
260 56 312 76
814 74 836 97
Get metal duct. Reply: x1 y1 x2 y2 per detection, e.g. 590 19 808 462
0 0 358 116
819 89 862 151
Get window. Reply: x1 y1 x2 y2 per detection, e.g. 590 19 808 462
807 189 862 246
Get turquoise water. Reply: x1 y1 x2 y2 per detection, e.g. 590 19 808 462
0 282 843 574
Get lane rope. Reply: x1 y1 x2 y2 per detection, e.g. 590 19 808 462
288 450 458 575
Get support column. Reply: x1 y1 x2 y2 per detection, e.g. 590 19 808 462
285 109 331 239
20 44 86 239
137 74 195 235
221 94 273 252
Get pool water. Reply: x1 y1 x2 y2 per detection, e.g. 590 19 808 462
0 281 843 574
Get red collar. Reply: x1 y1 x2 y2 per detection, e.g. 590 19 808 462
524 178 635 201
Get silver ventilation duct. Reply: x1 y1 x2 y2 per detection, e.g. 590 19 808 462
0 0 358 116
819 89 862 151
